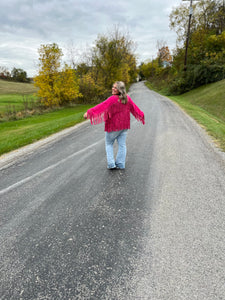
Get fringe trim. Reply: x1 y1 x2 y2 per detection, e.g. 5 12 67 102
133 112 145 124
87 95 145 127
87 111 107 125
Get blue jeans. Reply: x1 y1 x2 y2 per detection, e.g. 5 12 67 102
105 129 128 169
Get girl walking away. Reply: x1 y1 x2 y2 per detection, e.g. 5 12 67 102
83 81 145 170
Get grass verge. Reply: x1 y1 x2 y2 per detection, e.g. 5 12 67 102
0 105 92 156
145 80 225 152
169 95 225 151
0 94 37 114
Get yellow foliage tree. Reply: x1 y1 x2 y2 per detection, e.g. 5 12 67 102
34 43 81 107
54 64 81 105
78 72 107 103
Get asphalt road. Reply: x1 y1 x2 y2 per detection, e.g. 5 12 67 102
0 82 225 300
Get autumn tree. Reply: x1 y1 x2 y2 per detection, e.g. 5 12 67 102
34 43 63 106
138 0 225 95
34 43 81 107
158 46 172 66
169 0 224 44
91 27 137 89
71 27 138 103
0 66 11 79
169 0 225 61
78 72 106 103
167 0 225 93
54 64 81 105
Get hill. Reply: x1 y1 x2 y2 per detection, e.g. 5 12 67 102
0 79 38 115
0 79 38 95
168 79 225 151
175 79 225 123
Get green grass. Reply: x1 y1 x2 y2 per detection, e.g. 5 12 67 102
173 80 225 122
146 79 225 151
0 80 94 156
170 95 225 151
0 105 92 155
0 79 38 115
0 94 38 113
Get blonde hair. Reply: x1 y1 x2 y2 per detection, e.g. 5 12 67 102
115 81 128 104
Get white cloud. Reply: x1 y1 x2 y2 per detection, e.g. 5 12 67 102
0 0 183 77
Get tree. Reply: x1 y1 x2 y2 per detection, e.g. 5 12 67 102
11 68 29 82
78 72 106 103
54 64 81 105
141 0 225 94
158 46 172 66
34 43 63 106
0 66 11 79
169 0 225 73
170 0 224 41
169 3 191 45
91 27 137 89
138 58 162 80
34 43 81 106
196 0 225 34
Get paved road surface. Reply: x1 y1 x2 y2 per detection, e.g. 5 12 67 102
0 82 225 299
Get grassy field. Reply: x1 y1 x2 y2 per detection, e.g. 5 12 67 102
0 79 38 115
0 79 93 156
146 79 225 151
0 105 92 155
0 94 38 113
0 79 38 94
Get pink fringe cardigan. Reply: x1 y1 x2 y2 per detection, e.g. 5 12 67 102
87 94 145 132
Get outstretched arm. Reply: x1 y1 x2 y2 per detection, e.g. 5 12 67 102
129 96 145 124
83 96 115 125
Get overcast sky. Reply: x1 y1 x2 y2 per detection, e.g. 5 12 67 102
0 0 184 77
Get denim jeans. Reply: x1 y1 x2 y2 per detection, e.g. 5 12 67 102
105 129 128 169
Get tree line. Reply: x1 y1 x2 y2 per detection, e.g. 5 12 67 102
2 1 224 105
0 66 31 83
34 28 137 107
139 0 225 94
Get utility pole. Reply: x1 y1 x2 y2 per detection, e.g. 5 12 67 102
223 0 225 32
182 0 199 71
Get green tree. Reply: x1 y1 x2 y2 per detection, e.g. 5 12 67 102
170 0 224 44
78 72 106 103
168 0 225 93
91 27 137 89
139 60 157 80
11 68 29 82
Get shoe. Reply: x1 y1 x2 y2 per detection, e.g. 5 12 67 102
115 164 125 170
108 166 117 170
